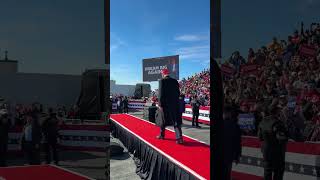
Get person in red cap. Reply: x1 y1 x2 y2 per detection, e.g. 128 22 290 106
157 68 183 144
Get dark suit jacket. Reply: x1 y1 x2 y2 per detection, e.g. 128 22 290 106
0 118 9 145
42 117 59 143
179 98 186 114
123 99 129 108
158 76 181 126
32 121 42 144
222 119 242 164
191 99 201 114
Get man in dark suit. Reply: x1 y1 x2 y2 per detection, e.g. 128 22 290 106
21 112 42 165
42 110 60 165
191 95 201 128
258 105 288 180
123 96 129 114
157 68 183 144
222 105 242 180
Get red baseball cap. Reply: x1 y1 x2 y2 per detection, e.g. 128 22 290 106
161 68 170 76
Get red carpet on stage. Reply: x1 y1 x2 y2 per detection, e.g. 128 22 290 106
0 165 90 180
110 114 262 180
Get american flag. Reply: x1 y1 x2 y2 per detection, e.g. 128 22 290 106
232 136 320 180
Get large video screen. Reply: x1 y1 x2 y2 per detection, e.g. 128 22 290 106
142 55 179 82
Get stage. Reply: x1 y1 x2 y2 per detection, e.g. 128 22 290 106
110 114 261 180
115 107 320 179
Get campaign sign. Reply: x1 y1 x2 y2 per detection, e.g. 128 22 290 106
299 44 317 58
221 64 235 77
238 113 255 130
184 98 190 104
143 55 179 81
287 96 296 109
240 64 260 76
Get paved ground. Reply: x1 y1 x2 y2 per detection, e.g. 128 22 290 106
110 138 140 180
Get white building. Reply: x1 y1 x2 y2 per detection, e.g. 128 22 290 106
110 80 135 97
0 72 81 107
0 55 81 107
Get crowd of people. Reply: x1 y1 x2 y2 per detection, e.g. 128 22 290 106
110 68 211 108
111 96 129 114
178 69 210 106
0 102 77 167
221 22 320 142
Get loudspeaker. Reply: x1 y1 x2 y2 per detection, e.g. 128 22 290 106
99 74 106 112
134 83 151 99
77 69 107 119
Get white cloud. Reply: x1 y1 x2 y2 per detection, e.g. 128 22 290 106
172 32 209 66
110 32 126 53
175 45 209 59
175 35 201 41
173 45 210 67
110 44 119 53
174 32 210 42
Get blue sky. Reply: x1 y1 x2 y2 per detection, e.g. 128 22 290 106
110 0 210 90
222 0 320 60
0 0 104 75
2 0 318 87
